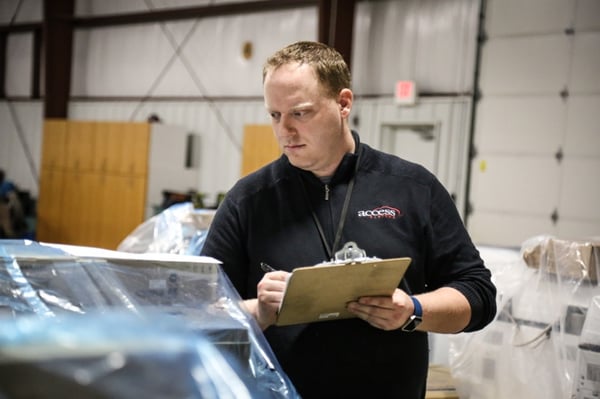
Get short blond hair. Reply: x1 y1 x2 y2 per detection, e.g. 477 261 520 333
263 41 351 98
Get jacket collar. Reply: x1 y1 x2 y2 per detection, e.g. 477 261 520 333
284 130 361 186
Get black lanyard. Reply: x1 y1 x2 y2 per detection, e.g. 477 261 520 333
298 150 361 261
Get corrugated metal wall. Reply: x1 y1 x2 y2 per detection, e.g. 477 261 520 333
70 8 318 97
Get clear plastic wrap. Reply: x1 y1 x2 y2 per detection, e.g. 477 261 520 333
449 236 600 399
573 295 600 398
117 202 216 255
0 312 267 398
0 239 299 398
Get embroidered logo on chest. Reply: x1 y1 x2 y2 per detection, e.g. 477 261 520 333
357 205 403 219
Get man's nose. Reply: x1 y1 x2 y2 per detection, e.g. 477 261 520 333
279 115 296 137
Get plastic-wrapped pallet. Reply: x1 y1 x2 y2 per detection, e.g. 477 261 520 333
0 239 299 399
449 236 599 399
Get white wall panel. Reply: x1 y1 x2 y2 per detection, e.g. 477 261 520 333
558 158 600 222
470 156 561 215
474 97 565 155
5 33 33 97
72 24 170 97
469 212 556 247
487 0 573 36
414 0 478 93
352 0 478 95
575 0 600 31
570 32 600 93
76 0 147 15
147 124 200 217
0 101 43 197
479 35 570 94
471 0 600 246
0 0 42 24
565 96 600 157
558 220 600 241
71 9 317 97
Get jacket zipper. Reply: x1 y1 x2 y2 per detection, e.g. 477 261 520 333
324 184 330 201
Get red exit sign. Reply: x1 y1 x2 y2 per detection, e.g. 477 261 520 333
395 80 417 106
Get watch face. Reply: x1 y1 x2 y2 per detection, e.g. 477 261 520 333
401 315 422 332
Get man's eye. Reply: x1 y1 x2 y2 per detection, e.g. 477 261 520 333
269 112 281 120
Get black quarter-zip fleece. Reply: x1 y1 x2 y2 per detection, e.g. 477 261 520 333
201 131 496 399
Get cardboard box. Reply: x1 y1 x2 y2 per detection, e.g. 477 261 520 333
522 238 599 284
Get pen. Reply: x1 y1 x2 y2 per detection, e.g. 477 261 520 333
260 262 277 273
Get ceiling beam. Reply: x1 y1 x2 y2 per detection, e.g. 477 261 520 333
44 0 75 118
32 28 42 99
0 22 41 33
73 0 318 28
318 0 356 71
0 32 6 98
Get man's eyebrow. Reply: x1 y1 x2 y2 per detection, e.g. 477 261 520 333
265 101 315 113
290 102 314 111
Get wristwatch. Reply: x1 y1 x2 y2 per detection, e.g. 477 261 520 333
401 296 423 332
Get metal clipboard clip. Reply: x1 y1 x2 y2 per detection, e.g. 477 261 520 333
333 241 372 263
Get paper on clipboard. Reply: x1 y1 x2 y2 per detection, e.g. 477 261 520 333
275 256 412 326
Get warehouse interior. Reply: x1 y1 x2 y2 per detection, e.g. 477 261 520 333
0 0 599 398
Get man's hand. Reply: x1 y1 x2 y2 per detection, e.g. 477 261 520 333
347 287 471 333
347 289 414 331
244 271 290 330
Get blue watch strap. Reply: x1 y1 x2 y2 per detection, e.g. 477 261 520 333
410 296 422 317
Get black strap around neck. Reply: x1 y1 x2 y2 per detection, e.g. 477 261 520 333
298 150 362 261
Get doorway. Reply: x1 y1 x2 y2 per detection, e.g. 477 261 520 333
380 122 439 174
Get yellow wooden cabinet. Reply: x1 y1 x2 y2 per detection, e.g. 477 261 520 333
36 169 65 241
241 124 280 177
40 119 68 170
95 122 149 176
97 174 147 249
65 121 97 172
37 119 150 249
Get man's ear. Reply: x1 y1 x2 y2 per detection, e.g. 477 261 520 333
339 88 353 117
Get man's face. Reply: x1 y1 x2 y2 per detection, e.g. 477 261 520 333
264 62 352 178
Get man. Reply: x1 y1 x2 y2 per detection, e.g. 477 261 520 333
201 41 496 398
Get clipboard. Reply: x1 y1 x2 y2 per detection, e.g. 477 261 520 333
275 256 412 326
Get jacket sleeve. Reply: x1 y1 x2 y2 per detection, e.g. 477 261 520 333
426 178 497 332
200 195 250 298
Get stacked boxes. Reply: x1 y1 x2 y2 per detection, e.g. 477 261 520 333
522 237 599 284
